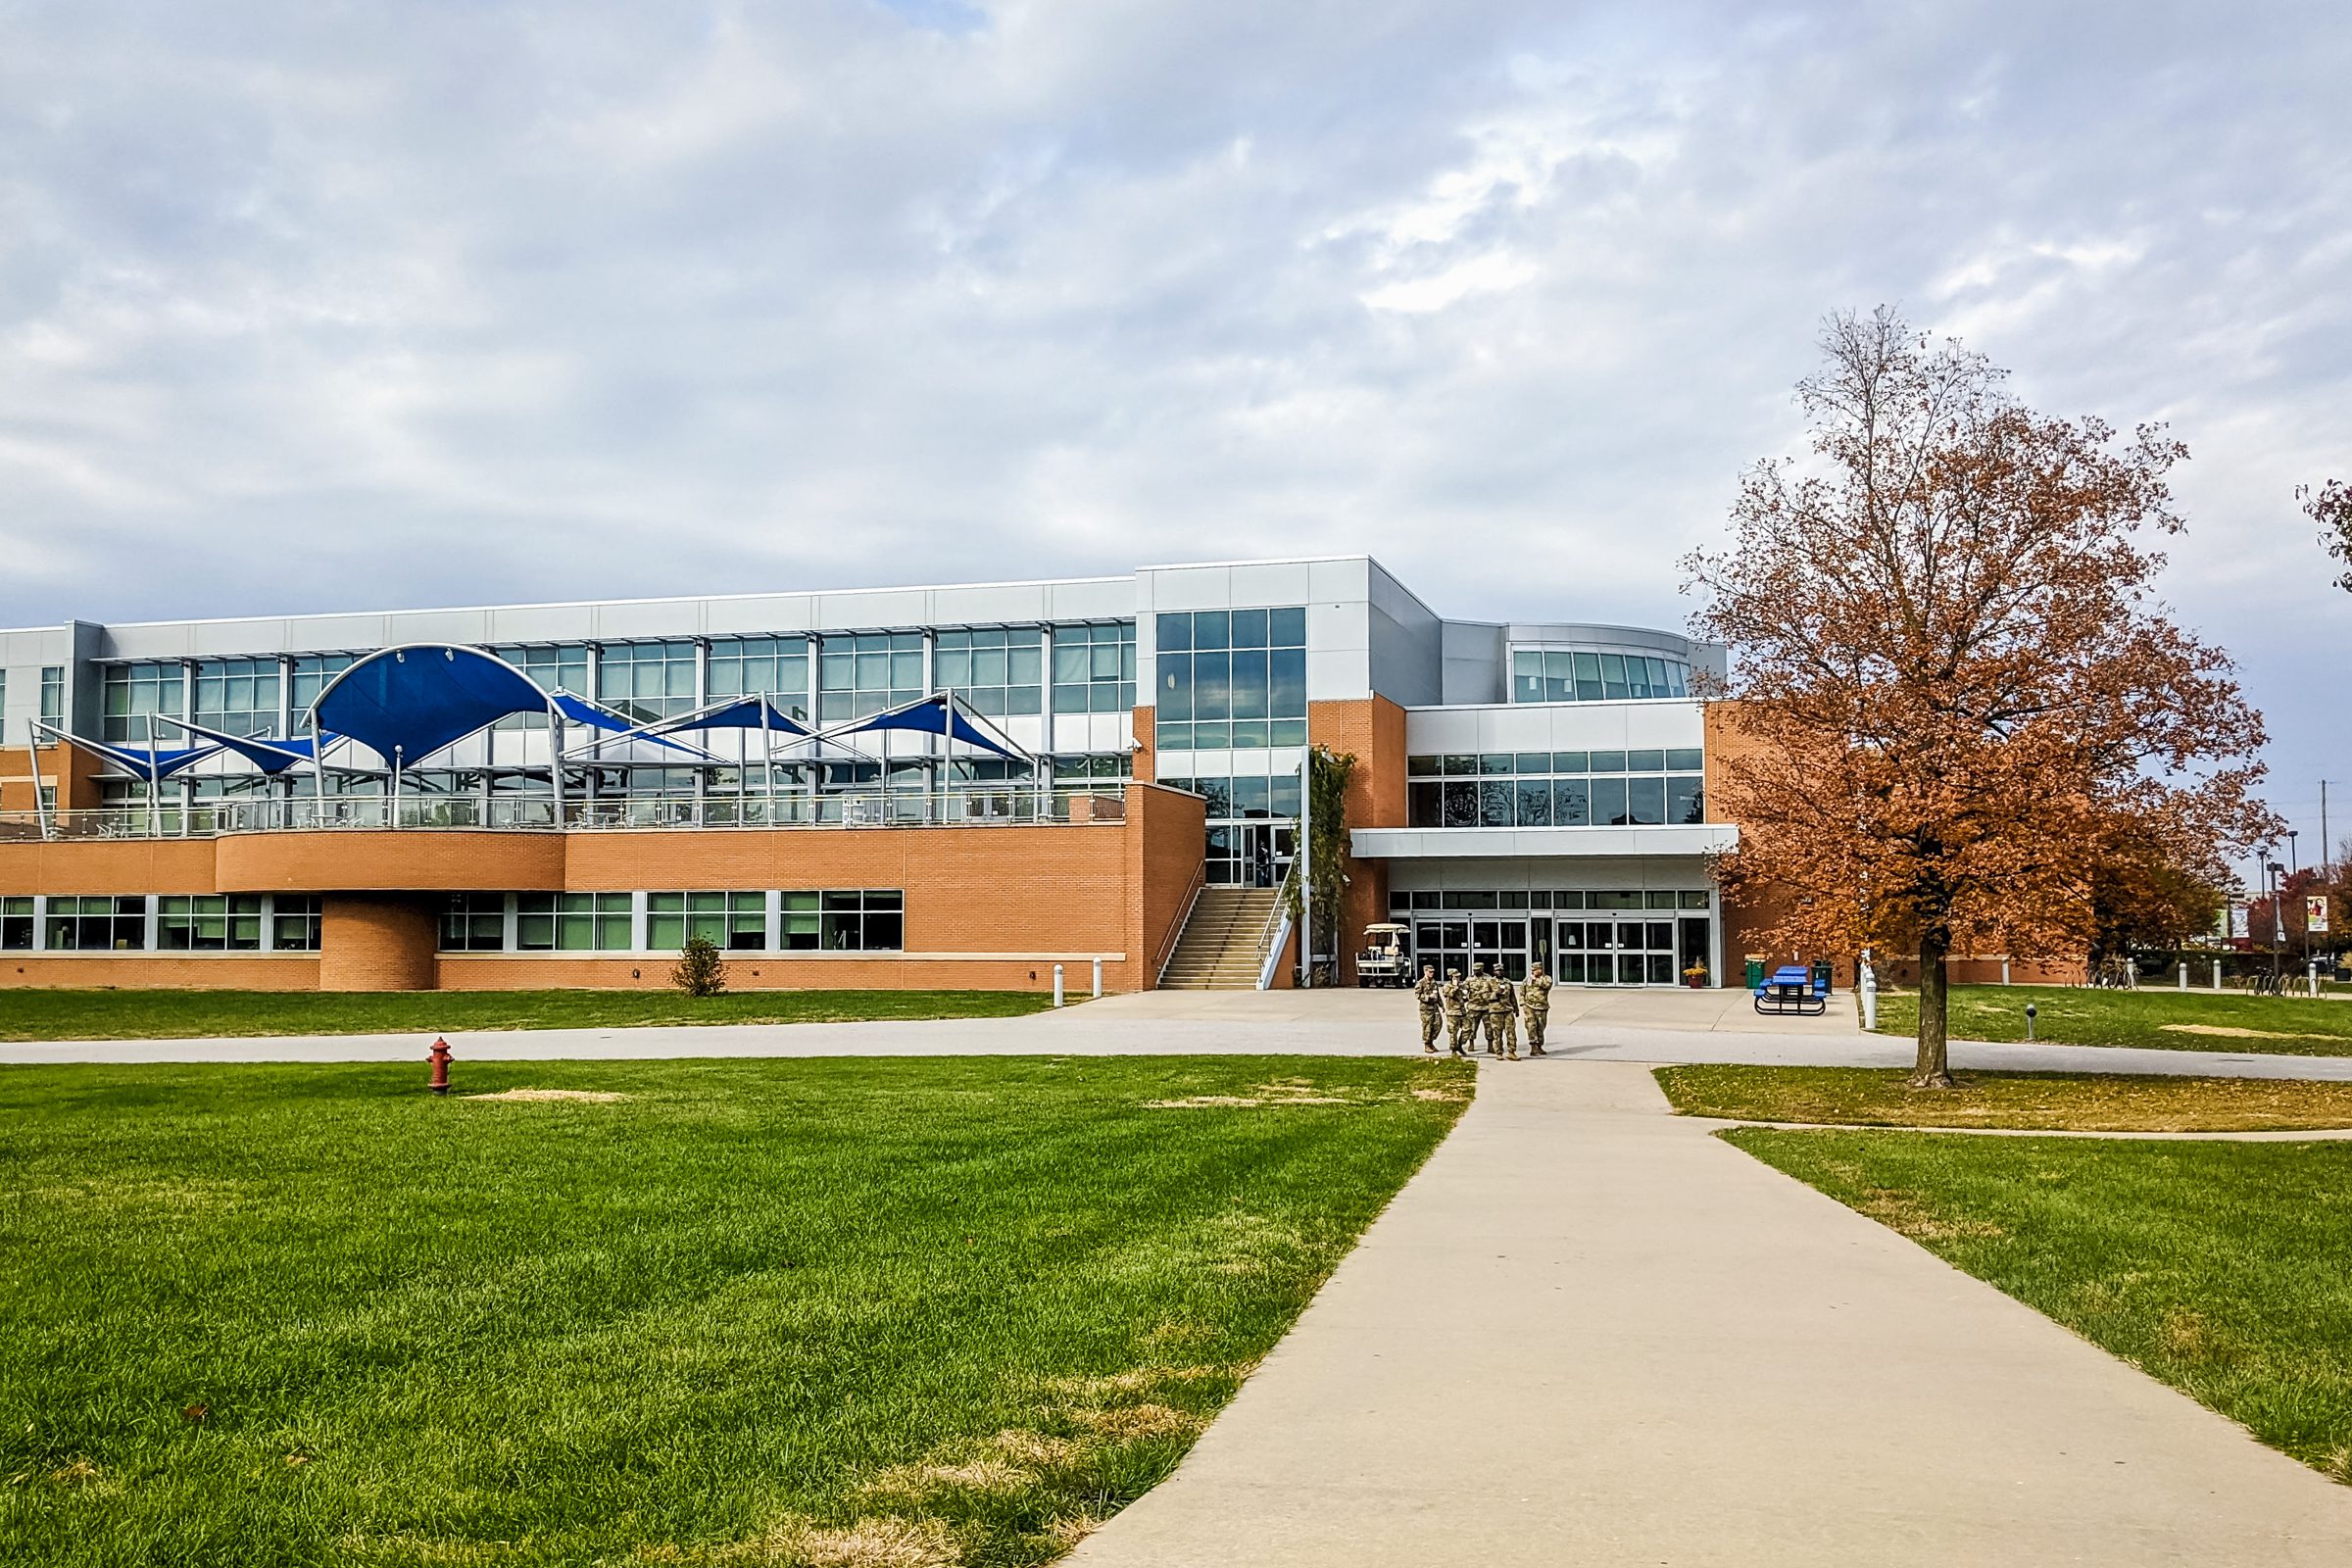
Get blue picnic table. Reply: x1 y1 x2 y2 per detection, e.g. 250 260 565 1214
1753 964 1829 1016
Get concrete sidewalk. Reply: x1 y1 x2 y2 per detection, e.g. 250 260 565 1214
1066 1061 2352 1566
7 988 2352 1083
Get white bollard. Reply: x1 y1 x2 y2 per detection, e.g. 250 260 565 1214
2212 957 2223 990
1054 963 1065 1007
1092 956 1103 999
2312 962 2322 1000
2001 957 2011 986
1861 965 1879 1032
2178 962 2188 992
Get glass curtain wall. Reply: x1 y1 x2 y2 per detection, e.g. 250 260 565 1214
1510 650 1690 703
1408 749 1704 828
1152 608 1306 751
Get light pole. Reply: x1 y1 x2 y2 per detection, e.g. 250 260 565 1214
2268 858 2287 985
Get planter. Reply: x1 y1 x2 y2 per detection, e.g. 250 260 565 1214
1685 974 1707 989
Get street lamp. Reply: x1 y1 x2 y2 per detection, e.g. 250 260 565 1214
2268 858 2288 983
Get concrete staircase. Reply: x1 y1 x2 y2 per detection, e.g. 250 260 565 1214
1158 887 1285 990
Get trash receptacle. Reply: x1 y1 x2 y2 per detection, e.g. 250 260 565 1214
1810 961 1833 995
1743 956 1766 990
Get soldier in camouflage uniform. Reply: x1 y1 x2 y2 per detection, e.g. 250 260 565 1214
1441 966 1470 1055
1464 963 1495 1054
1413 963 1444 1053
1522 962 1554 1056
1491 968 1521 1059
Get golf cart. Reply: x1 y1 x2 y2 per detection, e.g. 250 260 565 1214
1355 922 1411 988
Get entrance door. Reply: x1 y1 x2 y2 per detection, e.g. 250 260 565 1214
1235 823 1295 888
1414 919 1470 979
1470 919 1528 980
1559 916 1678 985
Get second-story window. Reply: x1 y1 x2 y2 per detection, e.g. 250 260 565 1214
598 641 700 723
935 628 1042 716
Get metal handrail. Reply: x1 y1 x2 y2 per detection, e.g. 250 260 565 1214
1152 861 1209 987
1256 855 1300 990
0 788 1129 842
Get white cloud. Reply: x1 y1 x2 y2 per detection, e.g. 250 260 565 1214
0 0 2345 834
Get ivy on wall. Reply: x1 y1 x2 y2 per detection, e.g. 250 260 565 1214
1283 743 1357 964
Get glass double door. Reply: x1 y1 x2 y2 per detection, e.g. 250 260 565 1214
1410 919 1529 981
1556 918 1677 986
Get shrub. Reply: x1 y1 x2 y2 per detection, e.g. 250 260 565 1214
670 936 728 997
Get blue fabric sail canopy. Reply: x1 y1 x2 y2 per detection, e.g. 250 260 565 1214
167 716 342 774
827 694 1027 762
86 741 222 779
662 695 813 737
550 691 715 758
314 645 552 764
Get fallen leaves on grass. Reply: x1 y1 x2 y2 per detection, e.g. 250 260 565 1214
2160 1024 2335 1043
635 1515 960 1567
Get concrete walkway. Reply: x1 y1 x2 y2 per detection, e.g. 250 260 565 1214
9 987 2352 1083
1066 1061 2352 1566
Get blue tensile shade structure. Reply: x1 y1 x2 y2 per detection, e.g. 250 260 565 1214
313 644 555 767
657 695 813 739
821 692 1031 763
161 714 343 775
550 691 717 760
32 724 222 781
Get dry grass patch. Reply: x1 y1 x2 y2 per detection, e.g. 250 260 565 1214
635 1516 960 1568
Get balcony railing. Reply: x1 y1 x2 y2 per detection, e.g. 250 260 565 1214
0 789 1127 842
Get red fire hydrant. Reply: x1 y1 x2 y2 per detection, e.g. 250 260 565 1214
427 1037 453 1096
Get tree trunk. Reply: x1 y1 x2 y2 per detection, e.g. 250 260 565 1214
1911 930 1954 1088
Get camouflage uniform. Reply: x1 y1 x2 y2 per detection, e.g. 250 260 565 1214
1522 967 1554 1056
1491 973 1520 1059
1465 965 1497 1054
1413 965 1444 1053
1441 969 1471 1055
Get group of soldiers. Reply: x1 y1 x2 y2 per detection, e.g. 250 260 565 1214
1413 960 1551 1060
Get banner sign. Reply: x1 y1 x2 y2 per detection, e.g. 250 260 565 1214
2230 903 2250 940
2311 895 2333 936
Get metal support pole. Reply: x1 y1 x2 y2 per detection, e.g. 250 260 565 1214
760 698 775 826
311 711 328 825
1298 750 1312 990
1053 963 1065 1007
24 730 51 839
1860 959 1879 1032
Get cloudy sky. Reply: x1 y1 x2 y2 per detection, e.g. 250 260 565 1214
2 0 2346 858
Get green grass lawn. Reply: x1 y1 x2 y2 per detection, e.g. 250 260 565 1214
1873 984 2352 1055
1656 1063 2352 1132
0 987 1056 1042
1728 1128 2352 1483
0 1054 1470 1566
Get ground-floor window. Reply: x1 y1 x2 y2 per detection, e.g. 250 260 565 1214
516 894 633 952
157 895 266 952
1389 889 1713 985
1 897 34 950
43 896 148 952
649 892 767 952
271 897 322 952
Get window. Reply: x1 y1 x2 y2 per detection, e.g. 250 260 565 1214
192 658 282 738
45 896 147 951
818 633 923 722
1050 622 1136 714
1 897 31 950
272 896 322 952
100 662 182 742
1510 649 1690 704
937 628 1043 717
707 638 810 721
489 645 591 729
1404 752 1708 829
598 641 699 723
290 654 361 717
1051 755 1131 783
1152 608 1305 751
440 894 508 952
40 665 65 729
648 892 767 952
818 889 903 951
156 895 264 952
516 893 632 952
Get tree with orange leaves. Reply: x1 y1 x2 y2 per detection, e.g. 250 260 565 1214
2303 479 2352 593
1685 307 2275 1086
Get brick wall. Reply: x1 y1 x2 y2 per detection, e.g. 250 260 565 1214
1309 696 1407 984
319 894 440 990
0 956 320 990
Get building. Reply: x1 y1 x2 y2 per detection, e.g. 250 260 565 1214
0 557 1751 994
